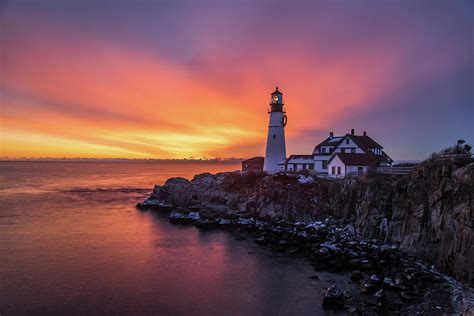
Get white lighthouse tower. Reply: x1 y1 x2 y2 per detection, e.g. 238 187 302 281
263 87 287 173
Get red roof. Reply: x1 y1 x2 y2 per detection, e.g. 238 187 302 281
314 133 387 156
288 154 313 159
382 152 393 163
348 135 383 151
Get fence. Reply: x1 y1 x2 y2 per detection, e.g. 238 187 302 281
376 166 414 175
377 153 473 175
314 171 366 179
433 153 474 160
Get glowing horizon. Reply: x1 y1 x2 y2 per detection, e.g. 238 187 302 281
1 1 472 160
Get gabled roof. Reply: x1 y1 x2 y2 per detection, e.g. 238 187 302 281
346 134 383 151
286 155 314 162
328 152 391 167
288 154 313 159
380 151 393 163
313 136 344 155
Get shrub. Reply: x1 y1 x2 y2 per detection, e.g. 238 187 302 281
222 171 266 192
427 139 472 161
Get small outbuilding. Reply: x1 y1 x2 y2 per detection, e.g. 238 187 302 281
242 157 264 173
282 155 314 171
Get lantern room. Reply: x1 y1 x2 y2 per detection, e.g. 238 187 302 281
269 87 284 113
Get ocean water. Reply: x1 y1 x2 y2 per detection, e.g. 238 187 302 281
0 162 337 315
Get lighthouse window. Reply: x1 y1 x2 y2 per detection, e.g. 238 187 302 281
273 135 276 140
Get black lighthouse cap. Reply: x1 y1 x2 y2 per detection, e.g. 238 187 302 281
272 86 283 95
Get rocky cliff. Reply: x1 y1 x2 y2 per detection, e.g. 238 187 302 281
150 160 474 286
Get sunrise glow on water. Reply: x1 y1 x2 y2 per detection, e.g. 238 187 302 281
0 1 473 315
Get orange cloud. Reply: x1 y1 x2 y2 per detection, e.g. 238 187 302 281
0 20 454 159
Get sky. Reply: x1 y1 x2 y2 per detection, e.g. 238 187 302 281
0 0 473 160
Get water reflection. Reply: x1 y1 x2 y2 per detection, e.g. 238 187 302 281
0 162 327 315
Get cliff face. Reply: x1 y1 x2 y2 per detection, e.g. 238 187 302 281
151 161 474 286
330 162 474 287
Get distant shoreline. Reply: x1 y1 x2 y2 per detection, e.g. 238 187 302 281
0 158 421 165
0 159 243 164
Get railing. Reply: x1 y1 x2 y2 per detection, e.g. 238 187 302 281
314 171 363 179
376 166 414 175
433 153 474 160
376 153 473 175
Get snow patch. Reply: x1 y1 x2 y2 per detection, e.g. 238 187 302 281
298 175 314 184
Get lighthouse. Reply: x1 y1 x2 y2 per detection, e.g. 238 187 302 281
263 87 287 173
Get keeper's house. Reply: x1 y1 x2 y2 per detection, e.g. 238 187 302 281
279 129 393 176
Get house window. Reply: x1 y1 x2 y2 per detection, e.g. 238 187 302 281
293 164 297 170
358 166 363 173
273 135 276 140
337 166 341 174
332 166 335 174
341 148 346 153
309 164 314 170
322 161 328 169
351 148 356 153
346 138 349 144
321 147 326 153
302 164 306 170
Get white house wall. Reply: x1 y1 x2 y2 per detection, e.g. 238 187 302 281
369 148 383 155
335 137 364 153
313 155 331 172
315 146 335 154
286 158 314 171
346 165 369 174
328 155 345 176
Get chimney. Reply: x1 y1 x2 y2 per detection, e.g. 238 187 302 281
329 132 334 139
363 131 367 136
351 128 355 135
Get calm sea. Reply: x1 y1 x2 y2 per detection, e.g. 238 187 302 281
0 161 336 315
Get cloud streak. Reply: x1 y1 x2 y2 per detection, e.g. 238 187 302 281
1 1 472 159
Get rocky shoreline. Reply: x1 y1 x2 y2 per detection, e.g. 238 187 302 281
137 159 474 314
138 203 470 314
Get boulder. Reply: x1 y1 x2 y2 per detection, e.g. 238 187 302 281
322 285 345 310
351 270 363 282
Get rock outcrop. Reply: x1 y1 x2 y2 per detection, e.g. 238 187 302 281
331 161 474 288
147 160 474 286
